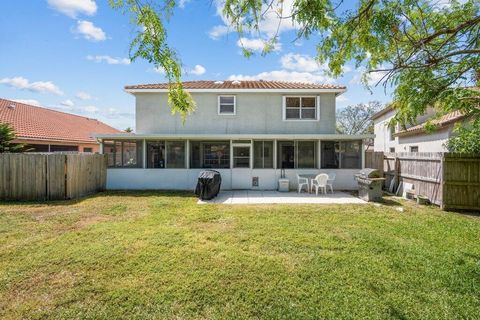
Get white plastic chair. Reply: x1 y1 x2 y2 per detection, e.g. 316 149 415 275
311 174 329 195
297 174 309 193
327 173 336 193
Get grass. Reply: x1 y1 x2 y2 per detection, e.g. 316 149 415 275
0 191 479 319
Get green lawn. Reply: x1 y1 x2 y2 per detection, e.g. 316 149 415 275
0 191 479 319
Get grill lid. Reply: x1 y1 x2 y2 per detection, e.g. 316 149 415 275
357 168 381 179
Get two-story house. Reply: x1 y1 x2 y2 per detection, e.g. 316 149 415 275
372 105 467 153
95 80 372 190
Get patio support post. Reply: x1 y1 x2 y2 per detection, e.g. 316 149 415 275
186 140 190 169
142 139 147 169
317 140 321 169
361 140 365 169
273 139 277 170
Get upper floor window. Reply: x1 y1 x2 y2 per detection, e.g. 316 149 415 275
218 96 236 115
283 96 318 120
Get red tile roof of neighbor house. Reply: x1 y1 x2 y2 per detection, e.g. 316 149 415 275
125 80 346 90
395 110 466 137
0 98 122 144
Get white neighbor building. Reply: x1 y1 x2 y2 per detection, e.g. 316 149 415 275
95 80 372 191
372 105 466 153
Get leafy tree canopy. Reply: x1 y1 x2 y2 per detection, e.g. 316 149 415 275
445 117 480 153
109 0 479 131
336 101 383 135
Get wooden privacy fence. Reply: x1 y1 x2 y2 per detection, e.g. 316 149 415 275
365 151 480 211
0 153 107 201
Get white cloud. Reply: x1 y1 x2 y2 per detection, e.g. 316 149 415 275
61 99 75 107
86 55 130 65
228 70 335 83
153 67 166 74
48 0 97 18
153 65 206 75
256 0 297 37
75 91 95 100
237 37 281 52
81 105 99 113
10 99 41 106
75 20 106 41
178 0 191 8
208 25 229 40
0 76 64 95
280 53 326 72
350 67 388 86
189 65 206 76
210 0 298 40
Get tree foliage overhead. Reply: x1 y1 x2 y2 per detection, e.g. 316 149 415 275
336 101 383 135
225 0 479 122
108 0 195 120
110 0 479 131
445 117 480 153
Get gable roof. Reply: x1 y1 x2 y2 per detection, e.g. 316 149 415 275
395 110 466 137
0 98 122 144
125 80 346 92
371 104 395 120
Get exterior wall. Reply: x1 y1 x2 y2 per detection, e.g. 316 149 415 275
373 111 451 153
396 128 451 152
106 168 360 191
135 92 337 135
373 109 397 152
14 138 100 152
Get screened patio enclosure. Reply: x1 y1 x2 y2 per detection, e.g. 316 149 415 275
97 134 371 190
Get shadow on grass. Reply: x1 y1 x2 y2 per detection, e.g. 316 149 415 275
0 190 196 207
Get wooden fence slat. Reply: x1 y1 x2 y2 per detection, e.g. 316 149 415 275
364 151 479 210
0 153 106 201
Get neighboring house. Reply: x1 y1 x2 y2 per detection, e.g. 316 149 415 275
0 98 121 152
95 80 372 190
372 105 466 153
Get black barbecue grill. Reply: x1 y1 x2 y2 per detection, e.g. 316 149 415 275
195 170 222 200
354 168 385 202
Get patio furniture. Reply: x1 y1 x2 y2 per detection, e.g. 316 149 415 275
297 174 309 193
311 174 329 195
326 173 336 193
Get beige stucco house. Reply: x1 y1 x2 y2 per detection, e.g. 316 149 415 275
95 80 372 191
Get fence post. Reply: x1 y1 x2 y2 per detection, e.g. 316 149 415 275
440 153 445 210
394 154 400 193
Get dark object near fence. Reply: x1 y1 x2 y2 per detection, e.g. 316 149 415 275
195 170 222 200
354 168 385 202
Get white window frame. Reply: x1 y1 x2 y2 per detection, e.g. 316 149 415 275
282 96 320 121
218 95 236 115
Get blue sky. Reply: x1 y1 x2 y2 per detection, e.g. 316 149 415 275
0 0 393 130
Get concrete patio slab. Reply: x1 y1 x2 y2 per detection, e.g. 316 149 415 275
198 190 367 205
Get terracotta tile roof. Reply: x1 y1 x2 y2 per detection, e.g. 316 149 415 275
125 80 346 90
0 98 122 144
395 110 466 136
